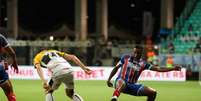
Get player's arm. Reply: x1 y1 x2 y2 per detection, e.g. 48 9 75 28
107 64 121 87
62 53 92 74
33 54 49 90
35 64 46 83
34 63 50 90
150 65 181 72
4 46 19 73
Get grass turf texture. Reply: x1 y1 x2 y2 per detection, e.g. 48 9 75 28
0 80 201 101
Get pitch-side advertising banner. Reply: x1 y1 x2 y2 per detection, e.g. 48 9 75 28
7 66 186 81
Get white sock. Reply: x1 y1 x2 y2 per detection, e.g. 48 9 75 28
46 93 55 101
72 93 84 101
111 96 117 100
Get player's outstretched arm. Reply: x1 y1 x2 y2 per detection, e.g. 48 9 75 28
4 46 19 73
107 65 121 87
63 53 92 74
35 64 49 89
150 65 181 72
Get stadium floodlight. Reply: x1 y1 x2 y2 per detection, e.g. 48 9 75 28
154 45 158 49
49 36 54 41
130 3 135 7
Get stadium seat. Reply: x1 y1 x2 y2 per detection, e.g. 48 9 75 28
160 0 201 54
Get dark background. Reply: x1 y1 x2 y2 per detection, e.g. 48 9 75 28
0 0 186 37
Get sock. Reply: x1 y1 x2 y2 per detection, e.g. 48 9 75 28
72 93 84 101
112 89 120 97
46 93 55 101
111 96 118 100
6 92 16 101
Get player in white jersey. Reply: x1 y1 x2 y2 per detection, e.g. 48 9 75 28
33 49 92 101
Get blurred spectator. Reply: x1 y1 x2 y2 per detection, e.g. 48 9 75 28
98 34 106 46
106 41 113 58
96 40 113 60
160 37 167 53
166 54 174 68
181 34 192 42
191 33 199 42
186 64 192 77
188 23 193 32
185 35 190 42
145 37 153 50
63 35 70 41
187 48 194 55
180 34 186 42
194 37 201 53
152 55 159 66
167 42 175 54
147 49 155 64
94 59 102 66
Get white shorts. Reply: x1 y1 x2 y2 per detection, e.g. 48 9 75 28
48 72 74 90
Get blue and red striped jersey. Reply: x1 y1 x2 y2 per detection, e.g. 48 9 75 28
116 54 153 83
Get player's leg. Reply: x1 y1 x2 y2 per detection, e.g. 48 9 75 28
1 80 16 101
65 89 74 98
45 90 54 101
111 79 126 101
65 89 84 101
121 83 156 101
46 79 55 101
45 78 61 101
139 86 157 101
0 64 16 101
63 72 83 101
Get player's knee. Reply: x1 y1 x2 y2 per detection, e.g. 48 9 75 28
150 90 157 97
66 91 74 98
66 89 74 98
153 90 157 97
147 89 157 97
66 93 73 98
45 89 54 94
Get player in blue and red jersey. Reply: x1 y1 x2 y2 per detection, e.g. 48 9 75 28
0 34 18 101
107 46 181 101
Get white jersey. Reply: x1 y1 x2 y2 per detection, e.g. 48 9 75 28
33 50 74 77
46 55 73 77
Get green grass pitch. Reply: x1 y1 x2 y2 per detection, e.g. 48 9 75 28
0 80 201 101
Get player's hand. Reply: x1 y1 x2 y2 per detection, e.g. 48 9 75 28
174 65 182 71
43 82 53 93
11 62 19 73
43 82 50 90
84 67 92 75
107 80 113 88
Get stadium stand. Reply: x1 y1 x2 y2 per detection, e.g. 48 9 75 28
158 0 201 73
161 0 201 54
